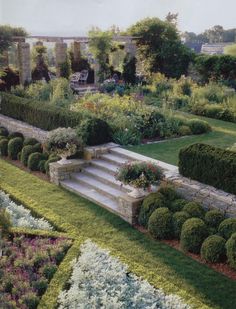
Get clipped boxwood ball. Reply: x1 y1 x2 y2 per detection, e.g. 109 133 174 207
148 207 173 239
219 218 236 240
200 235 226 263
27 152 43 171
0 135 8 141
0 138 8 156
8 137 23 160
226 233 236 270
187 119 211 134
138 192 165 227
205 210 224 229
180 218 208 253
33 143 42 153
172 211 190 239
158 185 180 202
39 160 47 173
8 131 24 140
0 127 9 137
169 199 187 212
21 145 35 166
183 202 205 219
23 137 39 146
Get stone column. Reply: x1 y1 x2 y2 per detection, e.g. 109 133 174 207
72 41 81 62
1 50 9 67
124 40 137 57
94 61 100 85
55 42 67 77
17 42 31 85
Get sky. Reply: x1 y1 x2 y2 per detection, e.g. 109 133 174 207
0 0 236 36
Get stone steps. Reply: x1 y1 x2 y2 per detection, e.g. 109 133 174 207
90 159 120 175
99 153 128 166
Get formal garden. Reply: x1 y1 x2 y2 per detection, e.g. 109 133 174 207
0 16 236 309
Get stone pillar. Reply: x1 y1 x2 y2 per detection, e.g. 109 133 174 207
124 40 136 57
72 41 81 62
17 42 31 85
55 42 67 77
94 61 100 85
1 50 9 67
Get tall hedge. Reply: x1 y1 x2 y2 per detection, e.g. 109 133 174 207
179 143 236 195
0 93 88 131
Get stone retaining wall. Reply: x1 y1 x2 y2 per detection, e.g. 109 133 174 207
0 114 48 143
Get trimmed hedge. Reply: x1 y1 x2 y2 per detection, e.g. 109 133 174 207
179 143 236 195
8 137 23 160
0 127 9 137
218 218 236 240
27 152 44 171
200 235 226 263
226 233 236 270
172 211 190 239
0 138 8 156
182 202 205 219
148 207 173 239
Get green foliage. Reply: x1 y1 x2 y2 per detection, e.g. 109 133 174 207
169 199 187 212
23 138 39 146
205 210 225 229
179 143 236 195
172 211 190 239
224 44 236 57
0 138 8 156
8 137 23 160
138 192 165 227
200 235 226 263
33 280 48 297
0 209 12 236
158 184 180 202
76 117 111 146
38 160 47 173
182 202 205 219
112 129 141 146
226 233 236 270
122 55 136 84
178 125 192 136
59 58 71 79
0 127 9 137
42 265 57 281
148 207 173 239
45 157 60 174
8 131 24 140
0 25 27 54
180 218 208 253
193 104 235 123
218 218 236 239
21 145 36 166
27 152 44 171
187 119 211 134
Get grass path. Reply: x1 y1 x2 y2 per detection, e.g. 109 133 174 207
126 113 236 165
1 159 236 309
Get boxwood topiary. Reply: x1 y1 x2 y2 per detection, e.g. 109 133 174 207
0 139 8 156
172 211 190 239
205 210 225 229
17 151 22 161
218 218 236 239
180 218 208 253
226 232 236 269
183 202 205 219
0 127 9 137
39 160 47 173
33 143 42 153
187 119 211 134
200 235 226 263
27 152 44 171
0 135 7 141
158 185 180 202
148 207 173 239
8 131 24 140
21 145 35 166
138 192 166 227
8 137 23 160
169 199 187 212
23 137 39 146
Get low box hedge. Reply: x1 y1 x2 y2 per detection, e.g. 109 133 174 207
179 143 236 195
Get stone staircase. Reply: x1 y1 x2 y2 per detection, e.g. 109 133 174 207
60 148 139 222
72 85 98 97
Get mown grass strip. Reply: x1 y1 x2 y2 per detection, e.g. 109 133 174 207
1 159 236 309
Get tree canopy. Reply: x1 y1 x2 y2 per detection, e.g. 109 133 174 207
0 25 27 54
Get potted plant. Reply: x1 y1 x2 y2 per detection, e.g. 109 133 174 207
46 127 83 165
116 161 163 198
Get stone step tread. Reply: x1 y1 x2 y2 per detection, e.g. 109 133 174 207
80 166 132 192
100 153 129 165
60 180 120 213
91 159 120 173
71 173 126 198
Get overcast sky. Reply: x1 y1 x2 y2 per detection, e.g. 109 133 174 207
1 0 236 36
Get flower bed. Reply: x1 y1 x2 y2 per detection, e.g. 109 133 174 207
0 234 72 309
0 190 53 230
58 240 190 309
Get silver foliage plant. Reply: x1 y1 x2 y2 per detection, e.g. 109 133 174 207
0 190 53 230
58 240 190 309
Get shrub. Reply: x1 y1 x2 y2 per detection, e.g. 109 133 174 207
218 218 236 239
32 143 42 153
158 185 180 203
179 143 236 195
17 151 21 161
178 125 192 136
21 145 35 166
0 127 9 137
187 119 211 134
8 131 24 140
77 117 111 146
226 233 236 269
172 211 190 239
8 137 23 160
180 218 208 253
43 265 57 280
138 192 165 227
23 137 39 146
27 152 43 171
38 160 47 173
169 199 187 212
205 210 225 229
0 138 8 156
200 235 226 263
183 202 205 218
148 207 173 239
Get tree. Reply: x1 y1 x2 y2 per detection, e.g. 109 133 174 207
31 44 50 81
204 25 224 43
165 12 178 28
0 25 27 54
128 17 194 78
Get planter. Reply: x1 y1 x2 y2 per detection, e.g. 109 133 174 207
58 155 71 165
128 187 145 199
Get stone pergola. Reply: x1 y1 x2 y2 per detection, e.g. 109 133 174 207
10 35 137 85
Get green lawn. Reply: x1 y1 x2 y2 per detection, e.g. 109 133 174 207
126 113 236 165
1 159 236 309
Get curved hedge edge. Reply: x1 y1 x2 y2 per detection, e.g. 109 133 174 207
0 183 77 237
10 226 71 239
38 238 84 309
